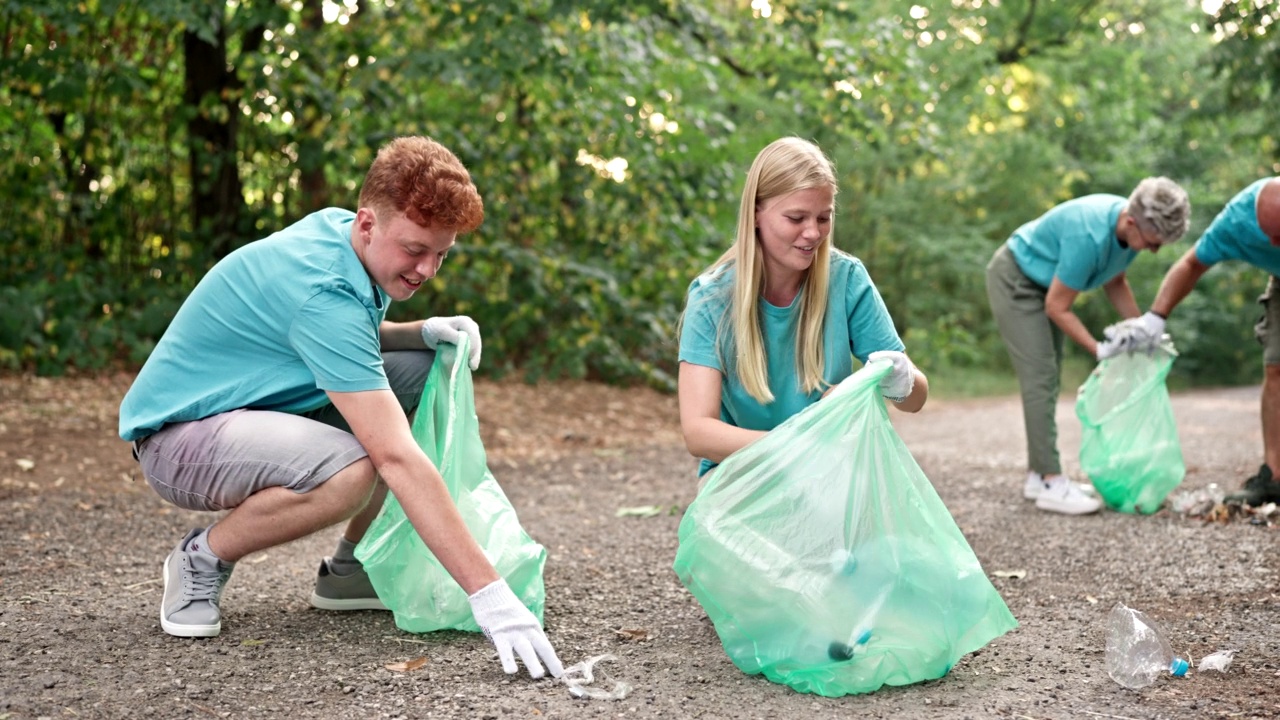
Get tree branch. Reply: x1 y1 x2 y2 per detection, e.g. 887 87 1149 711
650 4 753 79
994 0 1102 64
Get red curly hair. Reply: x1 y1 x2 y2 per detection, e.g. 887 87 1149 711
358 136 484 233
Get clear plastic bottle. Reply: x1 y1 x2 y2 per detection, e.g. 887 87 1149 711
1104 603 1189 689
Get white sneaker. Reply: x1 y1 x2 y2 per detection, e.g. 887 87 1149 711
1035 478 1103 515
1023 472 1098 500
1023 472 1050 500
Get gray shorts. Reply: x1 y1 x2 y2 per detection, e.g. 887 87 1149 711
133 349 434 512
1256 276 1280 366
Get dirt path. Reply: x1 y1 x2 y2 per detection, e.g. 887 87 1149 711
1 375 1276 719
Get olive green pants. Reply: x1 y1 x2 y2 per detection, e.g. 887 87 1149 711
986 245 1065 476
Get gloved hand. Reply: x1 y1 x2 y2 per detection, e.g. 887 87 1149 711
467 579 564 679
1100 312 1167 360
421 316 483 371
1097 319 1143 360
867 350 915 402
1126 311 1167 342
1095 335 1124 361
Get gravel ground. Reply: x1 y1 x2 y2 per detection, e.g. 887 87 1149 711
0 375 1277 720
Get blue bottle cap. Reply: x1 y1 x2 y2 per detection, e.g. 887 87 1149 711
1170 657 1189 677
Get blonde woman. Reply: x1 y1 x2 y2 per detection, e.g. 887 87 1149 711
678 137 928 479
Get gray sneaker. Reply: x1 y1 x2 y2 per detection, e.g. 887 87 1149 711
310 557 387 611
161 528 233 638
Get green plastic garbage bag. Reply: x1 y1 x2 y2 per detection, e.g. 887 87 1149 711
355 337 547 633
672 358 1018 698
1075 344 1185 514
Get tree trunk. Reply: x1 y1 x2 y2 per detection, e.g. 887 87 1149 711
296 0 332 213
184 14 245 259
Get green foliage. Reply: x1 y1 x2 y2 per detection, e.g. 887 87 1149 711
0 0 1274 392
1208 0 1280 113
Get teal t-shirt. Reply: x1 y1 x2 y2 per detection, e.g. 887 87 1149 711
678 250 905 475
1006 194 1136 291
1194 178 1280 275
119 208 392 441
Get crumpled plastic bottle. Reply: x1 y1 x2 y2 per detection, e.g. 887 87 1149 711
1104 603 1189 689
563 654 631 700
1197 649 1236 673
1170 483 1224 516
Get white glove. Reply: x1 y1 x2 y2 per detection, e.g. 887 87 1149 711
867 350 914 402
1128 311 1167 342
1095 336 1124 361
1099 312 1167 360
421 316 482 371
467 579 564 679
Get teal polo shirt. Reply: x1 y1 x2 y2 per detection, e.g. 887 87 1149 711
120 208 391 441
1006 194 1136 291
678 250 904 476
1195 178 1280 275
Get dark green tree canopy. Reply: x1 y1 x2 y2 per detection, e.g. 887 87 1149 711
1 0 1274 388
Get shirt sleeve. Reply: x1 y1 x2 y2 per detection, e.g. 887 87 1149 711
289 288 391 393
845 261 906 363
1025 202 1100 291
1193 209 1242 268
1050 223 1100 291
678 280 726 372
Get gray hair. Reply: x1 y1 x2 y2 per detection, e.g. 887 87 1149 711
1128 177 1190 244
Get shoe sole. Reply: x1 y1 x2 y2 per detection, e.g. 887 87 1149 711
309 592 388 611
160 557 221 638
1034 497 1103 515
1025 483 1099 501
1223 491 1280 506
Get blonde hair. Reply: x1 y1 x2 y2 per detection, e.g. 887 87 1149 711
702 137 837 404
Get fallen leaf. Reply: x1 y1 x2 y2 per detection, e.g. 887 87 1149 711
385 656 429 672
16 459 34 471
615 505 662 518
613 627 649 642
992 570 1027 579
240 638 266 647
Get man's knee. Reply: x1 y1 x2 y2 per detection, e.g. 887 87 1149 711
319 458 379 513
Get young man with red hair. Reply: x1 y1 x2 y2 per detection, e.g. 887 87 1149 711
120 136 562 680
